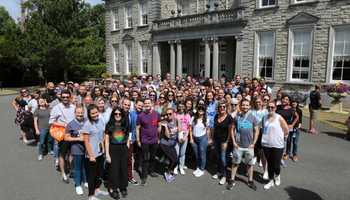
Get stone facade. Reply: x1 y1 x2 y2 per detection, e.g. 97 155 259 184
105 0 350 90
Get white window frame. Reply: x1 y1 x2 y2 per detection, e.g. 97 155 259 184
139 1 148 25
125 43 133 74
254 31 275 80
259 0 277 8
112 8 119 30
291 0 312 4
139 42 148 74
327 25 350 83
125 5 133 28
287 27 314 82
208 0 215 11
113 44 120 74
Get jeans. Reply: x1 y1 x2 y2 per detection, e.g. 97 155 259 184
73 155 87 187
175 139 188 168
191 135 208 170
38 128 52 155
214 139 227 176
286 129 300 156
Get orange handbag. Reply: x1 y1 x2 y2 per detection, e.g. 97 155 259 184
50 123 66 142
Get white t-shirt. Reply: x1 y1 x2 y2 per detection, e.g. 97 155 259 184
190 117 208 138
261 114 284 149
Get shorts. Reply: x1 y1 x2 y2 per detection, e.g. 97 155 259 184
231 147 255 166
309 107 319 120
58 141 70 157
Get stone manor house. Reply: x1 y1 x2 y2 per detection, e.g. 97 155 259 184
105 0 350 88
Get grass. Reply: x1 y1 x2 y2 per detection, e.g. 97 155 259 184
301 107 348 132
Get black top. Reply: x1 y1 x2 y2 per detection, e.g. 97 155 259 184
213 114 233 143
294 108 303 128
276 106 295 125
309 90 321 109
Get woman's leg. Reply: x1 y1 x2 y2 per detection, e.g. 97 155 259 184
120 145 129 191
73 155 82 187
179 140 188 169
88 159 98 196
198 135 208 170
263 147 274 180
292 129 300 156
38 128 48 156
191 139 199 168
272 148 284 177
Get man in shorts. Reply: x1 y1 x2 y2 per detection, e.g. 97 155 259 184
228 99 259 191
309 84 321 134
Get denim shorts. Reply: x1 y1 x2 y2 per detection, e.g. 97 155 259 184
231 147 256 166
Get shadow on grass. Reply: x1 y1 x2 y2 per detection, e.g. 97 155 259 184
285 186 323 200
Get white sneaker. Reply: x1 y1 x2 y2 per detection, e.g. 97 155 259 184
219 177 226 185
274 175 281 186
173 166 178 175
263 171 269 180
84 182 89 188
212 174 219 179
95 189 109 196
195 170 204 177
264 180 275 190
75 186 84 195
259 160 263 167
193 168 200 175
54 159 59 167
183 165 188 169
88 196 100 200
179 167 186 175
38 155 43 161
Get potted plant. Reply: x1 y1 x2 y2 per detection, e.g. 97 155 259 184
326 82 349 104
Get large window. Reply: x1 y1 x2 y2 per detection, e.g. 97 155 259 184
332 28 350 81
290 29 312 81
140 2 148 25
260 0 276 8
257 31 275 79
112 9 119 30
113 44 120 73
125 5 133 28
140 43 148 74
125 43 133 73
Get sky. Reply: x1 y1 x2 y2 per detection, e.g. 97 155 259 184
0 0 103 21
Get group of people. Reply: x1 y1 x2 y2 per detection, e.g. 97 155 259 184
12 74 307 200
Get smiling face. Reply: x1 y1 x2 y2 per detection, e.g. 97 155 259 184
75 107 84 121
89 108 99 121
240 100 251 113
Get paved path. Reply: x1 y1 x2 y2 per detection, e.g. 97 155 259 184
0 95 349 200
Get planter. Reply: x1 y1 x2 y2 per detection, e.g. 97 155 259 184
327 92 348 113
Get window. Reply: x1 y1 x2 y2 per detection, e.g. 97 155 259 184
125 43 133 73
140 2 148 25
257 31 275 79
260 0 276 8
208 0 215 11
290 29 312 81
112 9 119 30
125 5 133 28
140 43 148 74
332 28 350 81
113 44 120 73
177 0 190 15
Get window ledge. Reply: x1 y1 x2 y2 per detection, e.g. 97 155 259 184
124 27 133 30
282 81 315 86
289 1 319 8
255 5 279 11
137 24 149 28
111 29 120 33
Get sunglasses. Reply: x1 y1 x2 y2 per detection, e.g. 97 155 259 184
264 99 270 101
150 94 156 96
111 100 118 103
177 95 183 98
114 112 122 116
166 113 173 116
267 106 275 109
219 105 226 108
61 96 70 99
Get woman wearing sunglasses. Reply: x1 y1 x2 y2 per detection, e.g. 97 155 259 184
261 101 289 190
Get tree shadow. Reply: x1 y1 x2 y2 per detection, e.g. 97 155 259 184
285 186 323 200
322 131 347 140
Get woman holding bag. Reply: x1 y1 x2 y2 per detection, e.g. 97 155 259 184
105 107 129 199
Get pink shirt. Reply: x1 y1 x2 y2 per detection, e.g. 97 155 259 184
176 113 191 136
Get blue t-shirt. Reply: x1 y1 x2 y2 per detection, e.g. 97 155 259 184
66 119 85 155
234 111 257 148
81 117 106 158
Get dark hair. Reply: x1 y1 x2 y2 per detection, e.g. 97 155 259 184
105 107 127 134
87 104 98 122
194 106 207 127
61 89 71 96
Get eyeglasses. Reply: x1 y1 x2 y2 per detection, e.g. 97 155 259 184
111 100 118 103
166 113 173 116
267 106 275 109
114 112 122 116
264 99 270 101
160 96 165 99
219 105 226 109
150 94 156 96
61 96 70 99
177 95 183 98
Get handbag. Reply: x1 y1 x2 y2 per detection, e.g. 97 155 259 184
50 123 66 142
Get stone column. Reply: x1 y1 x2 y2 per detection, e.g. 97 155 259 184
176 40 182 78
235 35 243 76
152 42 161 76
169 41 176 79
213 37 219 80
204 38 211 78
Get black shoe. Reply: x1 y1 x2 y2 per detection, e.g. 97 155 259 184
120 190 128 198
149 172 158 177
226 180 236 190
140 179 147 186
109 190 120 200
248 181 257 191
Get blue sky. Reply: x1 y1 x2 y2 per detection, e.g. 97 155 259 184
0 0 103 21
